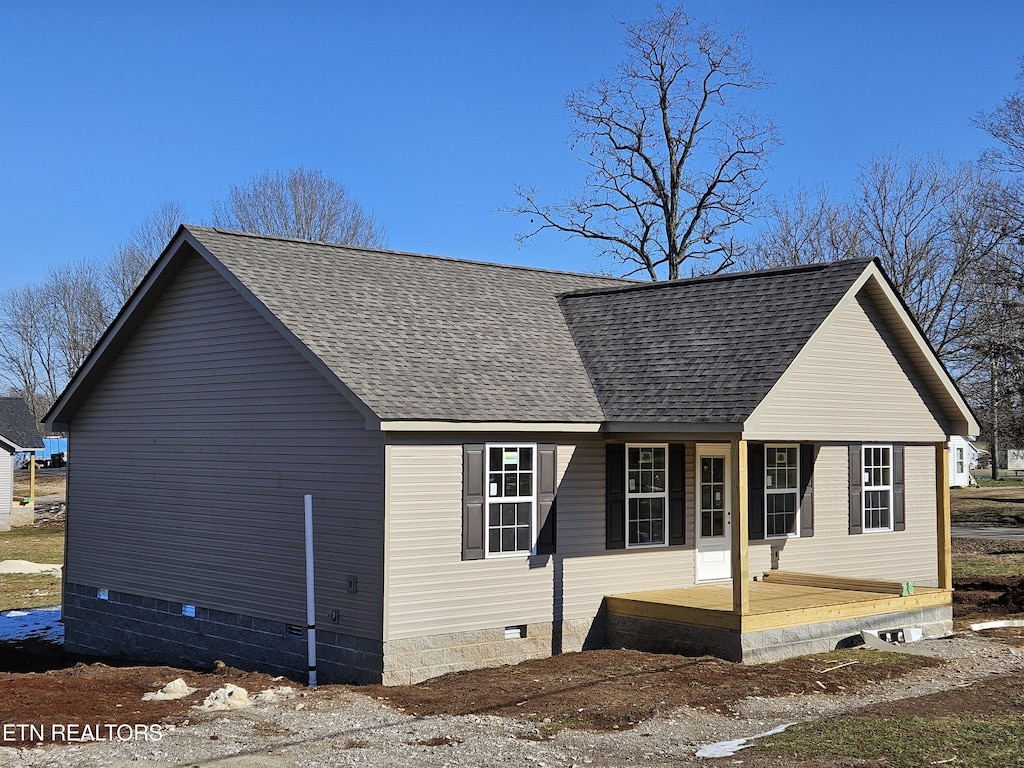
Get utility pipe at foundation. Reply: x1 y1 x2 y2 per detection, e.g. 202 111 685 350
304 494 317 688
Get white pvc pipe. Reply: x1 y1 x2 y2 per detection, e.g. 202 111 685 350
304 494 317 688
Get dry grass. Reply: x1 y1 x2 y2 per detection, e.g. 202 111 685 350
0 573 61 611
0 527 65 564
0 526 65 611
953 537 1024 579
951 485 1024 527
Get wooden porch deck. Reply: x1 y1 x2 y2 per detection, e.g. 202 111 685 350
606 578 951 633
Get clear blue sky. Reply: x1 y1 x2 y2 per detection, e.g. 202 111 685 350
2 1 1022 295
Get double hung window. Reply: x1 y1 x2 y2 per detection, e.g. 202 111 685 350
486 444 536 555
626 444 667 547
765 444 799 537
862 444 893 531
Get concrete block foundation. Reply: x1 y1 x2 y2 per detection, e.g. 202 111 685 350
607 605 953 663
382 617 605 685
63 583 608 685
62 582 383 684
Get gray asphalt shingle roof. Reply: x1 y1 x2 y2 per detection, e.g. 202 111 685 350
0 397 44 450
187 228 871 425
189 227 631 423
558 259 872 423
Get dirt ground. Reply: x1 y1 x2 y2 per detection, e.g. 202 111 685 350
363 648 939 730
13 469 66 499
0 652 289 746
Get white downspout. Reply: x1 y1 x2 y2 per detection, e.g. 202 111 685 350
304 494 317 688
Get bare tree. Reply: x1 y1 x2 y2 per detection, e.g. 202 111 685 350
211 166 387 248
740 185 862 270
0 285 59 423
974 57 1024 175
43 260 111 384
106 202 185 307
507 4 780 280
744 150 1015 378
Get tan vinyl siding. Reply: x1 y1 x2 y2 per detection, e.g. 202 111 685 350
66 255 384 636
746 291 948 442
384 436 696 642
748 444 939 585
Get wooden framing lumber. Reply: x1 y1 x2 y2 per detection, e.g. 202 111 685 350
936 441 953 590
762 570 914 596
732 439 749 615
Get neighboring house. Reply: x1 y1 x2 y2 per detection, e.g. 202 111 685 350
45 226 978 685
0 397 45 531
948 435 979 487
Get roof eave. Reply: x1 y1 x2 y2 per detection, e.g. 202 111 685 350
380 420 603 433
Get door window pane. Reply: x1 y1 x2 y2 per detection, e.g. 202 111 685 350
700 455 725 537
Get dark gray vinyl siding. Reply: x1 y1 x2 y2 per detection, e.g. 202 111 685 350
65 255 384 637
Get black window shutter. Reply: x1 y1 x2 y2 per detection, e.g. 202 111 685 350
668 443 686 545
606 443 625 549
747 443 765 541
536 444 557 554
893 444 906 531
849 444 863 535
799 444 815 538
462 444 485 560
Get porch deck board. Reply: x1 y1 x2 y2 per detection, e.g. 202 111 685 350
606 581 951 633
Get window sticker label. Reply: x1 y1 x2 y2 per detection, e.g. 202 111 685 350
503 451 517 465
489 482 498 496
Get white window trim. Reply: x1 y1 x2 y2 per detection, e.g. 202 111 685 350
485 443 538 558
765 443 800 539
862 443 894 533
625 443 669 549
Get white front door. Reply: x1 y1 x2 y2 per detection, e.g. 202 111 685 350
696 444 732 581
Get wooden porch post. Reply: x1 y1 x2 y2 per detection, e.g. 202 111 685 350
29 452 36 501
936 441 952 590
732 439 749 615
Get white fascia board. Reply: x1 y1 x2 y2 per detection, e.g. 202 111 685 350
379 421 603 433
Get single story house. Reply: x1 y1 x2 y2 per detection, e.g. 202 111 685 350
45 226 978 684
0 397 45 531
948 435 979 487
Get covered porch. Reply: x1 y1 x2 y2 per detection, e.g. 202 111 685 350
603 439 956 662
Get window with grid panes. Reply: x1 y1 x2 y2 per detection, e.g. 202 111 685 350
626 445 668 546
765 444 799 537
486 445 536 555
862 445 893 531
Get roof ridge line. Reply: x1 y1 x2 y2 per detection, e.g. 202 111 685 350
559 257 875 299
188 225 636 284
